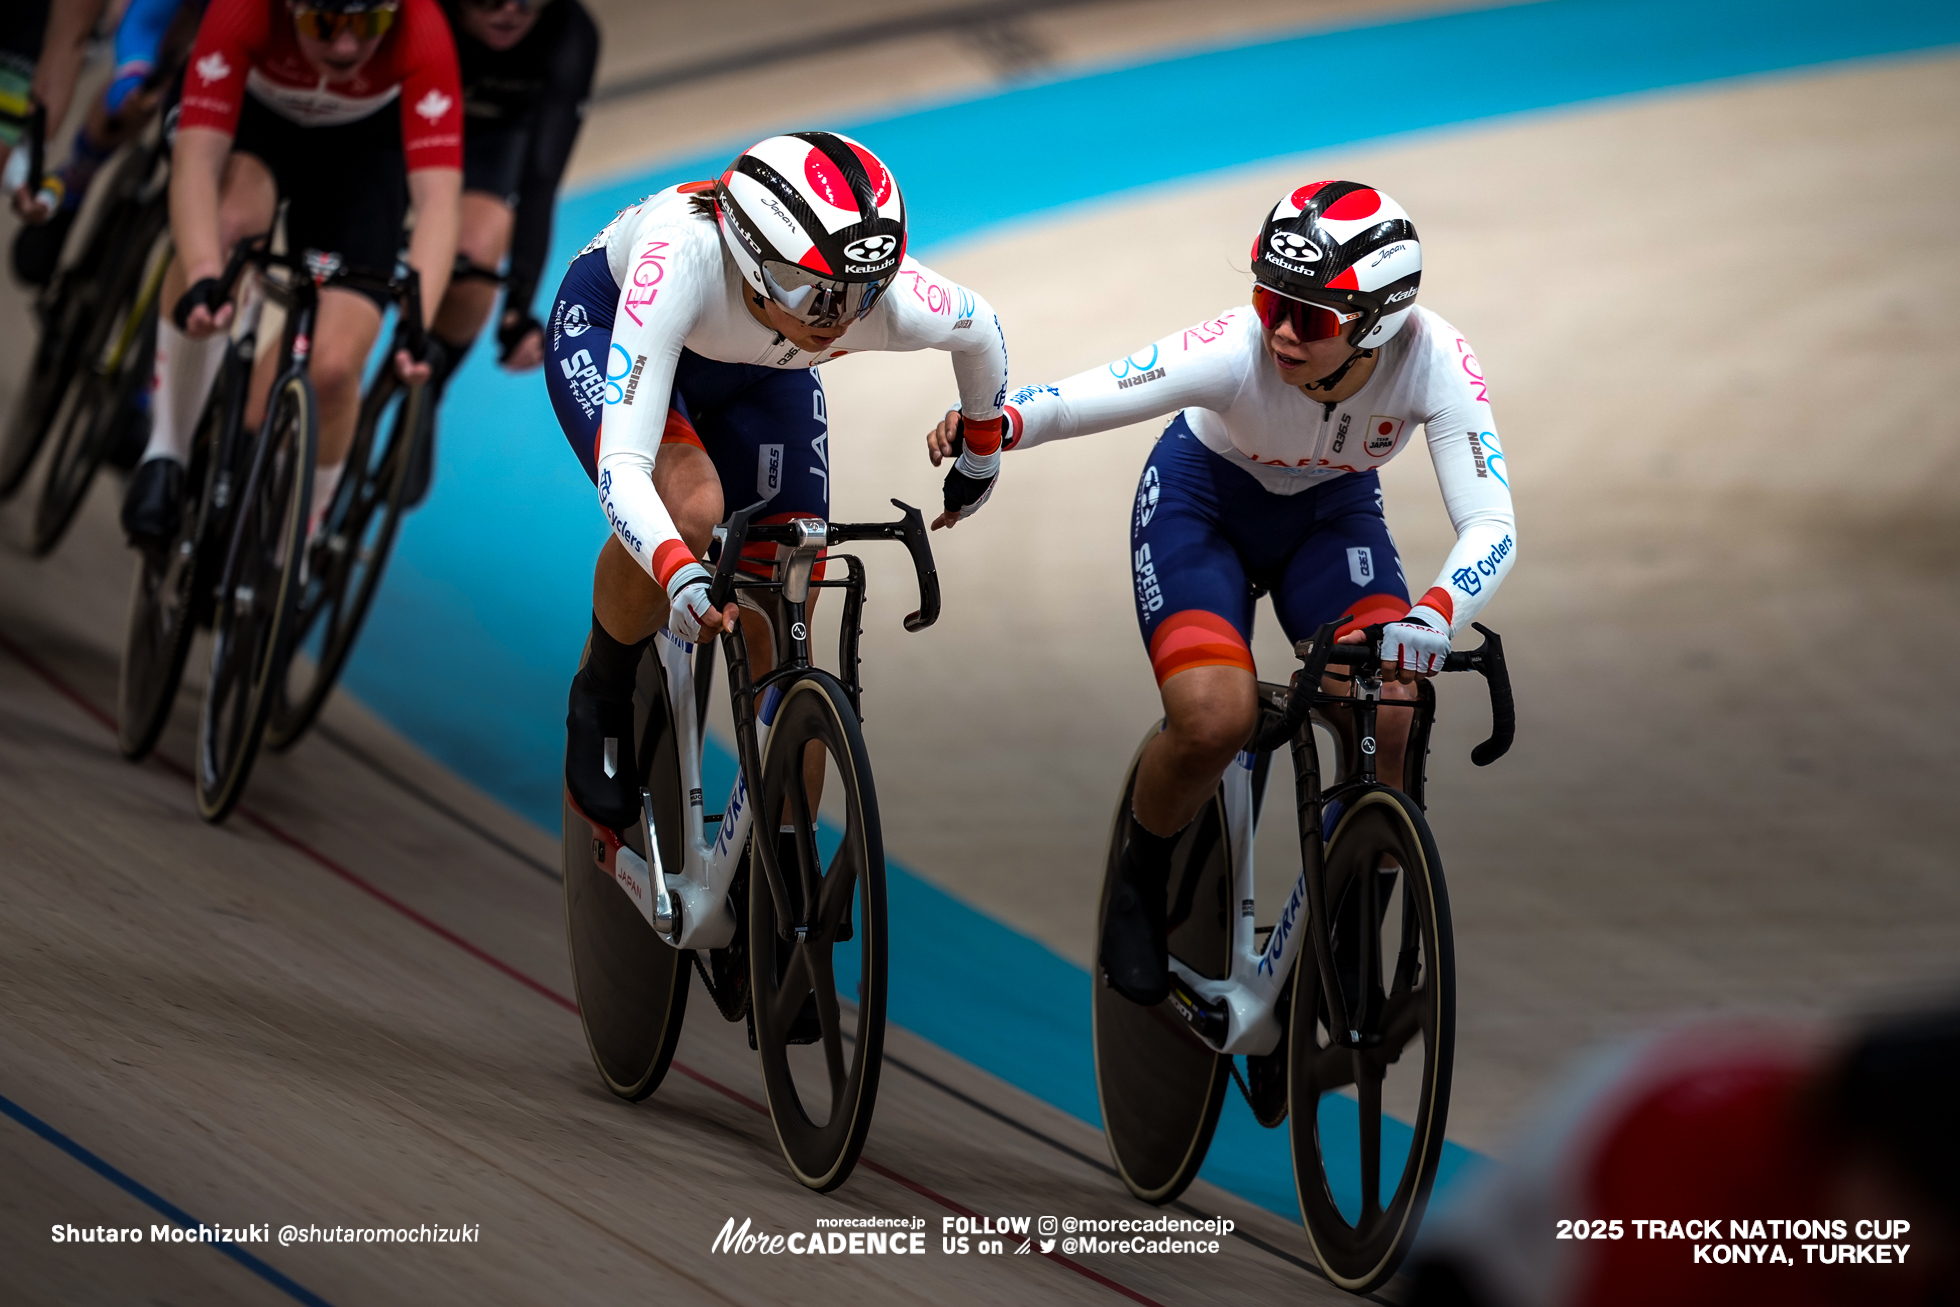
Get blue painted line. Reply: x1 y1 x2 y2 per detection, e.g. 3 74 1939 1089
0 1090 336 1307
338 0 1960 1220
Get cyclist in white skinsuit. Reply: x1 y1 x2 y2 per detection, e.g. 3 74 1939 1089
544 132 1009 832
931 181 1516 1004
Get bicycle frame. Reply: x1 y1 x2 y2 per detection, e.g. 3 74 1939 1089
601 622 770 952
598 501 939 954
1163 624 1512 1057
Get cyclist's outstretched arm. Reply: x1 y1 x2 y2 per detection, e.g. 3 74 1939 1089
503 0 599 345
928 310 1247 463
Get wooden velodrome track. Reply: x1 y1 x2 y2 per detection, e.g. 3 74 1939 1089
3 1 1957 1301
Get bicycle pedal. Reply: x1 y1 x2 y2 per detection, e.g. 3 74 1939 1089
787 991 822 1044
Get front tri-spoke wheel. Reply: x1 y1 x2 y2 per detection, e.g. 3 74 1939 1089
1288 785 1455 1294
268 370 428 750
195 373 316 822
749 671 886 1193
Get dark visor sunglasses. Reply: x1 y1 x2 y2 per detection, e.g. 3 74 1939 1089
291 3 398 40
1252 284 1363 343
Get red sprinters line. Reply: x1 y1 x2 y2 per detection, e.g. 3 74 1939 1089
0 627 1169 1307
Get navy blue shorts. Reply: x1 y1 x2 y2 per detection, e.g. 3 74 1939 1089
544 247 830 540
1132 415 1411 683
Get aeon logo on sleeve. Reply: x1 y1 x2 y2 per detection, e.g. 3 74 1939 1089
414 89 452 123
195 52 231 83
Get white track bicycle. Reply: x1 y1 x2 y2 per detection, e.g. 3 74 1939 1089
1093 621 1513 1294
562 501 938 1193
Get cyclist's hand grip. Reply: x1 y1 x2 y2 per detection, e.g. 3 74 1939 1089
890 499 941 632
707 504 756 611
1467 622 1514 767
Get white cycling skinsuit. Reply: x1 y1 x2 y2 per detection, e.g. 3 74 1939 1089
1003 304 1517 640
584 185 1010 598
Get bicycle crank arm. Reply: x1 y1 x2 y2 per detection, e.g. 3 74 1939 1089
641 788 680 945
1165 974 1230 1047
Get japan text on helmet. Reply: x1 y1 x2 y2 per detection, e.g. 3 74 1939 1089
1251 181 1421 349
713 132 906 326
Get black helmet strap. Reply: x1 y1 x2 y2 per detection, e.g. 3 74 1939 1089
1302 346 1374 396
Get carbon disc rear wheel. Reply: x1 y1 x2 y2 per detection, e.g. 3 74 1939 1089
563 641 690 1100
1092 724 1232 1205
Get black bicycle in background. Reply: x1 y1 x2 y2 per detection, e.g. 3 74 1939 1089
116 233 430 823
0 97 174 554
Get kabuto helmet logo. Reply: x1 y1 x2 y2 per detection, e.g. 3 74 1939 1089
1269 231 1321 263
844 234 898 265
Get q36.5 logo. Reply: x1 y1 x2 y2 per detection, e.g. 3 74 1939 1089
843 234 898 265
1268 231 1321 262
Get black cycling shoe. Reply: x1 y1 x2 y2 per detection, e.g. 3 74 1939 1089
120 457 184 549
1100 816 1177 1007
10 207 77 288
564 669 641 833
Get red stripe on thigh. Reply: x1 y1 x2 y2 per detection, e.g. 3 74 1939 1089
1335 592 1411 638
1148 610 1254 685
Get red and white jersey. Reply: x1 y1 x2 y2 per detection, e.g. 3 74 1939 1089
178 0 462 172
587 185 1009 592
1003 306 1516 634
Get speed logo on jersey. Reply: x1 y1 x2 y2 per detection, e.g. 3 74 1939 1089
1365 416 1404 457
1135 464 1161 529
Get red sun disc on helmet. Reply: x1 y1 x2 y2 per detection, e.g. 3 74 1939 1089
849 144 893 206
803 149 854 211
1289 181 1331 211
1322 188 1383 221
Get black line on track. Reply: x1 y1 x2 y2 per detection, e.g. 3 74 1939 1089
315 722 562 883
592 0 1110 104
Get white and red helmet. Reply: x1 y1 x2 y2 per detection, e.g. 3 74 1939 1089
713 131 906 326
1252 181 1421 349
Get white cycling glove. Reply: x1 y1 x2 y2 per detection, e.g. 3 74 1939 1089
1382 605 1453 674
665 561 716 641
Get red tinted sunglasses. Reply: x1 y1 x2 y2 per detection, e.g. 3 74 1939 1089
1252 285 1362 342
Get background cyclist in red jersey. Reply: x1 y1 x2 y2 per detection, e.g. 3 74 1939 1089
121 0 463 547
